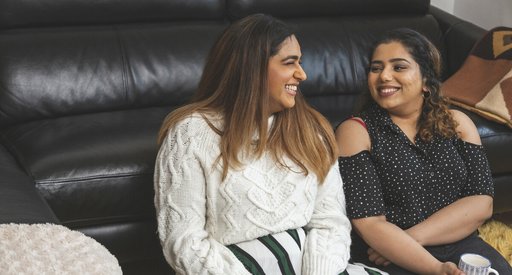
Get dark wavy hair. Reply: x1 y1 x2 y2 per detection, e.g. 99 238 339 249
364 28 458 142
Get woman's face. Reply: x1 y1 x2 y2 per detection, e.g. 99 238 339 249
267 35 307 114
368 41 426 115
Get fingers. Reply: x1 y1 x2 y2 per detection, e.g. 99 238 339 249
374 256 391 266
367 248 391 266
441 262 465 275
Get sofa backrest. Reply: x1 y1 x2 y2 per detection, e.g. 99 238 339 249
0 0 440 127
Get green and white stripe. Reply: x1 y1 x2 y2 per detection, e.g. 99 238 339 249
227 228 306 275
227 228 388 275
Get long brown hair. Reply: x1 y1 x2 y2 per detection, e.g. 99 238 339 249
363 28 458 142
158 14 337 182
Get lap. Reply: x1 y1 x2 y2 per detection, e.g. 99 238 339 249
352 233 511 275
227 228 388 275
343 262 390 275
227 228 307 275
349 256 414 275
428 233 512 274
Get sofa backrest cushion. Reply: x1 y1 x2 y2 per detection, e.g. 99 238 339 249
0 0 225 28
0 0 430 28
227 0 430 19
0 23 226 127
0 0 440 127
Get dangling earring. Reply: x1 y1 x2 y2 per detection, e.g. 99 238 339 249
423 90 431 98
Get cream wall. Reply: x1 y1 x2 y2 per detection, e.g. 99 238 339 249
431 0 454 13
431 0 512 30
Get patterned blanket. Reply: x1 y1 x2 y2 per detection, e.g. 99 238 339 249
443 26 512 127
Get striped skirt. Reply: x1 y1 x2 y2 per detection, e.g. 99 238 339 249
226 228 388 275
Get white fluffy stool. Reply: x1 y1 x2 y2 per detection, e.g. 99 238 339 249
0 223 122 275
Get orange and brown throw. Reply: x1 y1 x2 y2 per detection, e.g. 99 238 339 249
443 26 512 127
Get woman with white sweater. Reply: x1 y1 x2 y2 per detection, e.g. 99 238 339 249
153 14 360 275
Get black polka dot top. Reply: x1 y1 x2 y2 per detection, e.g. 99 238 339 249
339 104 494 230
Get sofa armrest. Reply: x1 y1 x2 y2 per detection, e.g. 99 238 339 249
0 144 58 224
429 6 487 79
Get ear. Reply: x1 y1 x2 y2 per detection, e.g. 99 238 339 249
422 78 428 92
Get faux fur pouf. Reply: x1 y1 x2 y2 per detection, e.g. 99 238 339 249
0 223 122 275
479 220 512 265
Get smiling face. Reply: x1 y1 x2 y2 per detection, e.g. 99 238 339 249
368 41 426 116
267 35 307 114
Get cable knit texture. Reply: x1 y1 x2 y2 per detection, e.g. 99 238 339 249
0 223 122 275
154 113 351 275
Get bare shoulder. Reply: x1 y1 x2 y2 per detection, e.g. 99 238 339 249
335 117 371 157
450 109 482 145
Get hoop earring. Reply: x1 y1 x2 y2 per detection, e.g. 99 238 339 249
423 90 431 98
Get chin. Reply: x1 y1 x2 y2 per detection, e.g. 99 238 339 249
284 102 296 110
375 99 397 109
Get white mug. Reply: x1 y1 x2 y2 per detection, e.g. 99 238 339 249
458 253 499 275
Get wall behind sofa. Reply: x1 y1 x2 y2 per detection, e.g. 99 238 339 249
431 0 512 30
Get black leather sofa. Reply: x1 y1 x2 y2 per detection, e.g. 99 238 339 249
1 0 511 274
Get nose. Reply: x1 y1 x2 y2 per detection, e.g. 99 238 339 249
380 67 393 82
294 65 307 81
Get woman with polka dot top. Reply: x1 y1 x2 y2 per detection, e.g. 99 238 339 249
335 28 512 275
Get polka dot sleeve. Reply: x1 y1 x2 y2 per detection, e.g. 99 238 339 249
454 139 494 198
339 150 386 219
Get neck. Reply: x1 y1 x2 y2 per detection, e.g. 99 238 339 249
386 100 424 128
389 109 421 127
388 107 423 144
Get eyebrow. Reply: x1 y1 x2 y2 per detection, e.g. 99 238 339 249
370 58 411 64
281 55 301 62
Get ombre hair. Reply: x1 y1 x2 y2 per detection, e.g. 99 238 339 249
363 28 458 142
158 14 337 182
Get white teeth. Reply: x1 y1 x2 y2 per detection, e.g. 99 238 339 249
380 87 398 94
285 84 297 91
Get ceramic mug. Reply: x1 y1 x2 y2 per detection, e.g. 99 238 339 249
458 253 499 275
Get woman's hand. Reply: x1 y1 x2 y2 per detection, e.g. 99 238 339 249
367 248 391 266
367 247 464 275
436 262 465 275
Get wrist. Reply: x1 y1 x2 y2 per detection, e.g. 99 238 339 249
427 261 444 275
405 253 441 275
405 228 425 246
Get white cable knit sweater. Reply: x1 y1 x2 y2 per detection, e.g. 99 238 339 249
154 113 351 275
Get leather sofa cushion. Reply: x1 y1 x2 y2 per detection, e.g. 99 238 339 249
1 107 170 227
464 111 512 175
0 144 58 224
0 16 443 128
0 23 225 127
78 220 167 270
0 0 225 28
227 0 429 19
494 176 512 213
0 0 430 29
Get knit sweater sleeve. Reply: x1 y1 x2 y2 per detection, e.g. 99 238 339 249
154 118 250 275
302 163 352 275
